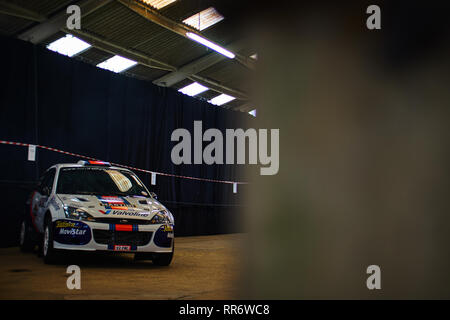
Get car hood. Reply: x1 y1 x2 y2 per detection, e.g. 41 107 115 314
56 194 166 220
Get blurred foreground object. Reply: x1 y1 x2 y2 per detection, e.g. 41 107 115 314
240 1 450 299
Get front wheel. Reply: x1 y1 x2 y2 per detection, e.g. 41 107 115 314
42 217 60 264
152 242 174 266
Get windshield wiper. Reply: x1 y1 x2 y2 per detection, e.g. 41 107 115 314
114 191 128 196
70 191 103 196
107 192 146 197
68 191 144 197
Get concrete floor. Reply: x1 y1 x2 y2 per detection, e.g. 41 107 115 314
0 234 243 300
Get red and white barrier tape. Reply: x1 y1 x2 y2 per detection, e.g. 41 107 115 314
0 140 247 185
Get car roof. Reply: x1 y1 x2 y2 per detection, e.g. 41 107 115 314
54 163 130 172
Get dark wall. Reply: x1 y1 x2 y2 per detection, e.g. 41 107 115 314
0 36 251 247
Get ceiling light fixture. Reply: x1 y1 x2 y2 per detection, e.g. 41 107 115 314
186 32 235 59
178 82 209 96
208 94 235 106
97 55 138 73
46 34 91 57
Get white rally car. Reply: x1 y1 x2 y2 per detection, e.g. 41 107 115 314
20 160 174 266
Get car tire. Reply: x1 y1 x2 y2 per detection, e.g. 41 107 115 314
19 219 36 252
42 216 60 264
152 241 174 266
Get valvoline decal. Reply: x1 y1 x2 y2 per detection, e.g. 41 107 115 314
153 224 174 248
53 219 91 245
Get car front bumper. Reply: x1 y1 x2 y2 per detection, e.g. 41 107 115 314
52 219 174 253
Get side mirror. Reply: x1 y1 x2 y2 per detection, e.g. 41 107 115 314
150 192 157 199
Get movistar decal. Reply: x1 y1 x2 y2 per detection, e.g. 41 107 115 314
59 228 87 235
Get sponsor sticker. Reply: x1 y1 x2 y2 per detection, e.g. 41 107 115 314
53 219 91 245
110 206 128 210
98 209 149 217
56 220 77 228
59 228 87 236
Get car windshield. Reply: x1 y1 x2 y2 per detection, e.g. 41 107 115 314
56 167 149 197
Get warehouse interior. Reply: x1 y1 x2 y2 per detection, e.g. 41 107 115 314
0 0 256 299
0 0 257 245
1 0 450 301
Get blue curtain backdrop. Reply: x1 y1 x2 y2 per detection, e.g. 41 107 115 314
0 36 251 247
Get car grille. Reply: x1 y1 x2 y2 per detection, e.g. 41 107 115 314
93 230 153 246
93 218 152 225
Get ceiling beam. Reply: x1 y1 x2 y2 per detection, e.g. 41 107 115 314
117 0 255 70
68 28 176 71
11 0 248 103
189 75 248 100
239 102 256 112
13 0 173 72
153 40 247 87
0 1 46 22
71 30 247 99
226 101 255 112
118 0 197 38
69 29 248 99
18 0 113 44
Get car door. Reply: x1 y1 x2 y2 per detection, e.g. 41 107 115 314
33 168 56 232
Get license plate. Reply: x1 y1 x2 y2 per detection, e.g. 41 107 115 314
113 245 131 251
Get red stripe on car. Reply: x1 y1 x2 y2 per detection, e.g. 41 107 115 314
115 224 133 231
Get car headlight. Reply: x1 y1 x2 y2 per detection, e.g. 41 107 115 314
64 206 95 221
150 210 173 224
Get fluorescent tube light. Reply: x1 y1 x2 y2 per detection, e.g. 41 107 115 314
178 82 209 96
208 94 235 106
186 32 235 59
46 34 91 57
97 55 138 73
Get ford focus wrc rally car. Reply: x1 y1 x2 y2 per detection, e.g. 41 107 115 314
20 160 174 266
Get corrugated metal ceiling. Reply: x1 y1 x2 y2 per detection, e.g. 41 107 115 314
11 0 73 17
1 0 254 111
0 13 33 35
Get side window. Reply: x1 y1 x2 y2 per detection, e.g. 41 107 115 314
39 168 56 196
